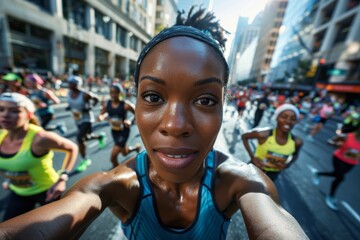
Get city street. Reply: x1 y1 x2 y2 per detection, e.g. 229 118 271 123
0 99 359 240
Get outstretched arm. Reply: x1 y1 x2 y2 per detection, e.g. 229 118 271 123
0 165 139 239
239 192 308 240
227 164 308 239
0 177 105 240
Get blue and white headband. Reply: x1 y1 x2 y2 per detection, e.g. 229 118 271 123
133 25 229 88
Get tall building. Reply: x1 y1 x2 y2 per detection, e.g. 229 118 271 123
249 0 288 83
268 0 318 88
228 13 262 84
227 17 248 83
0 0 156 78
311 0 360 99
154 0 178 34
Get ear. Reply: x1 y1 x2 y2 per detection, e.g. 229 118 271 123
27 111 34 119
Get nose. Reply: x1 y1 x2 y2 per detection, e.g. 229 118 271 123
159 102 193 138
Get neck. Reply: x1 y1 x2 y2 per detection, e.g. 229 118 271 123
6 123 29 141
275 127 288 139
148 161 205 197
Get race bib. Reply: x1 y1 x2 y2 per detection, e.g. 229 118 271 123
344 149 360 160
72 110 82 120
259 103 267 110
0 170 34 188
265 151 289 166
110 117 123 130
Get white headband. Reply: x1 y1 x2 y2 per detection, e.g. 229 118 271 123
0 92 36 113
274 103 299 120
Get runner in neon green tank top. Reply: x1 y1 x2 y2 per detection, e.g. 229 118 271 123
242 103 303 181
0 93 78 221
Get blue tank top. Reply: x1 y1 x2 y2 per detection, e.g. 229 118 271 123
106 100 126 120
29 89 54 116
121 150 231 240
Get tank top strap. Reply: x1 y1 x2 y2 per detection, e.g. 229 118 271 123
135 151 151 196
203 150 215 189
105 100 111 113
0 129 7 143
21 124 42 150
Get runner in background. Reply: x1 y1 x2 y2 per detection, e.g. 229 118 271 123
2 72 28 95
25 73 67 135
307 97 334 142
66 76 106 172
0 92 78 221
97 84 140 168
311 124 360 211
242 104 303 181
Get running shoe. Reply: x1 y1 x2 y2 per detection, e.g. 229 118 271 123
57 124 67 135
76 159 92 172
98 132 107 149
310 169 320 186
325 195 338 211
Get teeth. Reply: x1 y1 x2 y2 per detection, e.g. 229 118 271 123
166 154 188 158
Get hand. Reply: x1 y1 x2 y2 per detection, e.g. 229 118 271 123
2 180 9 190
97 115 105 122
45 180 66 202
251 156 269 169
124 119 132 128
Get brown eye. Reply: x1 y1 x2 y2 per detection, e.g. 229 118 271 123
195 96 217 106
143 93 163 104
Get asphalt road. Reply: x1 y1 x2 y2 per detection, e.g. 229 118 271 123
0 98 359 240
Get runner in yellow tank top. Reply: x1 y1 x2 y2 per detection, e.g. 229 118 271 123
242 103 303 181
0 93 78 221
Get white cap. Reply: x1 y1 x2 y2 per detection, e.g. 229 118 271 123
68 75 83 87
0 92 36 113
274 103 300 120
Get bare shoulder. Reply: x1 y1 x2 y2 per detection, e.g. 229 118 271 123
66 157 140 221
214 152 279 205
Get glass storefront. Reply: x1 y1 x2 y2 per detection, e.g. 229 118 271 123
12 43 50 70
64 37 87 75
95 47 109 77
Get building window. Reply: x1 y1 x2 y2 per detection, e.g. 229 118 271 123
95 47 109 76
312 30 326 52
12 44 50 69
116 25 127 47
347 0 360 10
95 10 112 40
25 0 51 12
8 17 27 34
348 60 360 82
157 0 164 6
126 0 130 12
333 16 354 45
62 0 88 29
130 35 138 51
321 2 336 24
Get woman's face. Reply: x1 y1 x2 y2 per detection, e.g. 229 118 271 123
0 101 29 129
136 37 226 182
109 87 120 101
277 110 297 133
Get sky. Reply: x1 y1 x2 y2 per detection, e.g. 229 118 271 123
211 0 270 58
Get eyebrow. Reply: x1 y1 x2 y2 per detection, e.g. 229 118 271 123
140 76 223 86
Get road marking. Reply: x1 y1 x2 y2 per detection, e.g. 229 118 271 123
341 201 360 224
88 141 98 148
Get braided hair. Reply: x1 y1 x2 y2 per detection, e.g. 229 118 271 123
133 5 229 89
175 6 228 51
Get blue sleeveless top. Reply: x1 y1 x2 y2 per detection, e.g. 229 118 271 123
121 150 231 240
